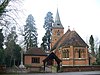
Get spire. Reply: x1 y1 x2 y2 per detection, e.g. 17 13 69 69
53 9 64 29
55 9 60 22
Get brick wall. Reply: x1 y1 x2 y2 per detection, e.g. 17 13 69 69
55 46 89 66
62 66 100 72
24 55 46 67
51 28 64 48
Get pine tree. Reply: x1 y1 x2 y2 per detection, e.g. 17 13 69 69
42 12 54 51
24 14 38 50
89 35 95 56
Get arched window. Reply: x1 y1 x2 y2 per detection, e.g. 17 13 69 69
62 50 69 58
82 49 85 58
66 50 69 58
74 49 78 58
62 50 66 58
78 49 81 58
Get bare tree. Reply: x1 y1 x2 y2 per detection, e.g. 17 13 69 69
0 0 25 44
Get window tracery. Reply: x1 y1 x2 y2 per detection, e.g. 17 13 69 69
62 49 69 58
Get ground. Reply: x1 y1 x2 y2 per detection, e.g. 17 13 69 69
1 71 100 75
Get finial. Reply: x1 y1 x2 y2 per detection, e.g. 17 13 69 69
68 26 70 30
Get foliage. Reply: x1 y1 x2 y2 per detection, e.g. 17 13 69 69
43 12 54 31
41 35 47 51
0 0 24 67
0 49 5 65
4 26 21 67
0 29 4 49
0 0 24 39
42 12 54 50
0 0 10 16
98 45 100 58
5 40 21 67
24 14 38 50
0 29 4 65
13 44 21 65
95 45 100 65
89 35 95 56
89 35 100 65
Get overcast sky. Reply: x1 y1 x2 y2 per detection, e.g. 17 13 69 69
23 0 100 46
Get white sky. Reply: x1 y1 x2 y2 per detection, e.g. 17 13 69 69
23 0 100 46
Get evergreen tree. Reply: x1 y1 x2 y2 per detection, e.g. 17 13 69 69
42 12 54 50
98 45 100 58
96 45 100 65
43 12 54 31
41 35 47 51
0 29 4 65
24 14 38 50
89 35 95 56
0 29 4 49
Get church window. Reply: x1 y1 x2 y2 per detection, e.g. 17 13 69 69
74 49 77 58
32 57 40 63
62 50 66 58
82 49 85 58
62 50 69 58
66 50 69 58
78 49 81 58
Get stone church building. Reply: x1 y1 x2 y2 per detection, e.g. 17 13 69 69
24 9 90 70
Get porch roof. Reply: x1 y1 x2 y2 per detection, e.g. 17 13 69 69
43 52 62 63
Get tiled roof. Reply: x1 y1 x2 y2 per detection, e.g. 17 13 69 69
25 47 47 56
52 29 88 50
43 52 62 62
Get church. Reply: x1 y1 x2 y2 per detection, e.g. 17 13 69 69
50 9 89 66
24 9 90 71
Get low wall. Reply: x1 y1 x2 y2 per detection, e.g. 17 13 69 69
26 66 43 72
61 66 100 72
0 65 6 73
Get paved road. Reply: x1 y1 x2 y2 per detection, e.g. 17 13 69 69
21 71 100 75
1 71 100 75
34 71 100 75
